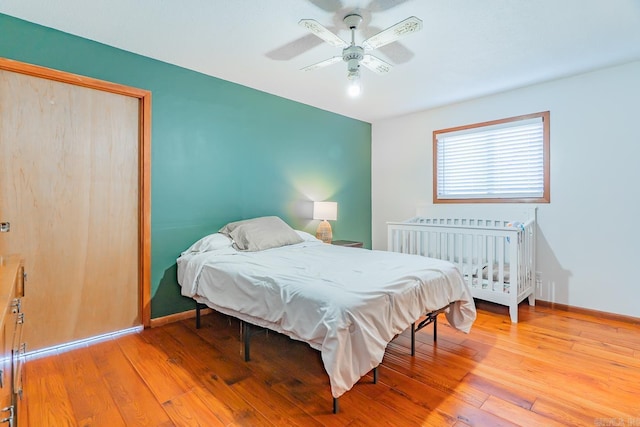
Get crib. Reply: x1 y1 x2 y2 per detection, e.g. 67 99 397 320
387 206 536 323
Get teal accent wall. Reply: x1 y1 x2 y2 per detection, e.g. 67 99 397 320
0 14 372 318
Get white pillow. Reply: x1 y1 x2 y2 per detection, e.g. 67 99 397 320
295 230 321 242
219 216 303 251
183 233 233 254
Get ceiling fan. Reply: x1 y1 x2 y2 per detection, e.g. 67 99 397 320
299 13 423 96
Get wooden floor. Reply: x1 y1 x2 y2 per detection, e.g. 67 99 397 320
21 302 640 426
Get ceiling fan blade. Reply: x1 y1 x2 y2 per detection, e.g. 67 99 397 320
362 25 414 64
361 55 393 74
266 34 325 61
301 56 343 71
299 19 349 48
362 16 423 50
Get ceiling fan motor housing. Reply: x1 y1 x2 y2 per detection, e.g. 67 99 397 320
343 45 363 72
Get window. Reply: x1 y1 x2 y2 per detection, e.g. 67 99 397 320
433 111 550 203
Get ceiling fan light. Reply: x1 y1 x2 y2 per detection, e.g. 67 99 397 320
347 71 361 97
347 81 361 97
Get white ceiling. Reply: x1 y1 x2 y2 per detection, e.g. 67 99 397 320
2 0 640 122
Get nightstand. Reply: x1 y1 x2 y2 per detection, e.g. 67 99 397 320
331 240 364 248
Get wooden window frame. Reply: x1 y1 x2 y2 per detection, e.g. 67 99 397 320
433 111 550 204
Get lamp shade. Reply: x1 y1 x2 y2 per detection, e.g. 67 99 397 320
313 201 337 221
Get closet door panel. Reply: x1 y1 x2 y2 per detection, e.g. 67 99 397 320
0 69 139 351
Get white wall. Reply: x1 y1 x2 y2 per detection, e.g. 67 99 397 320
372 60 640 318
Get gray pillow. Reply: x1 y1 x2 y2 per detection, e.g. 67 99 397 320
219 216 303 252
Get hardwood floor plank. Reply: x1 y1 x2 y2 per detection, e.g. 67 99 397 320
382 345 488 408
117 332 194 404
23 356 77 427
580 329 640 352
324 385 436 427
531 396 616 427
21 303 640 426
532 304 640 330
58 347 127 426
88 340 175 426
373 364 517 427
378 371 514 426
571 338 637 358
460 372 535 410
481 395 567 427
143 321 275 426
354 381 459 426
160 321 327 425
162 387 227 427
471 359 636 420
232 376 326 427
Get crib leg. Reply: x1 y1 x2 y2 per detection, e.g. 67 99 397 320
509 305 518 323
528 293 536 306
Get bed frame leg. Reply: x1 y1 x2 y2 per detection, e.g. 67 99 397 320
433 316 438 342
413 304 451 353
333 397 339 414
195 302 203 329
372 367 378 384
242 320 251 362
411 322 416 356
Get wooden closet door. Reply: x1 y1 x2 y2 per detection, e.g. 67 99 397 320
0 68 140 352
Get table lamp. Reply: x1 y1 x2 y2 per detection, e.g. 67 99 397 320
313 201 337 243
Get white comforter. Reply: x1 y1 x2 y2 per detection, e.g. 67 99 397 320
177 239 476 398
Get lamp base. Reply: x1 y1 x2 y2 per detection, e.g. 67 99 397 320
316 220 333 244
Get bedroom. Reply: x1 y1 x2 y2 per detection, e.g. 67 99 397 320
1 0 639 425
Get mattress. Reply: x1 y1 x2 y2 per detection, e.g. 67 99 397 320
177 237 476 398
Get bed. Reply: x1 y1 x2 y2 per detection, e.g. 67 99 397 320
177 216 476 411
388 206 536 323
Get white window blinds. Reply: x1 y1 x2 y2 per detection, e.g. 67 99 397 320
435 114 547 201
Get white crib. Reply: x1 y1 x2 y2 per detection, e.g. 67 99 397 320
387 207 536 323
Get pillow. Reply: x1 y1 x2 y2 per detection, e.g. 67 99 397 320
183 233 233 254
295 230 321 242
219 216 303 251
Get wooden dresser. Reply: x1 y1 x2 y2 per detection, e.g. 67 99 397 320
0 255 24 426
